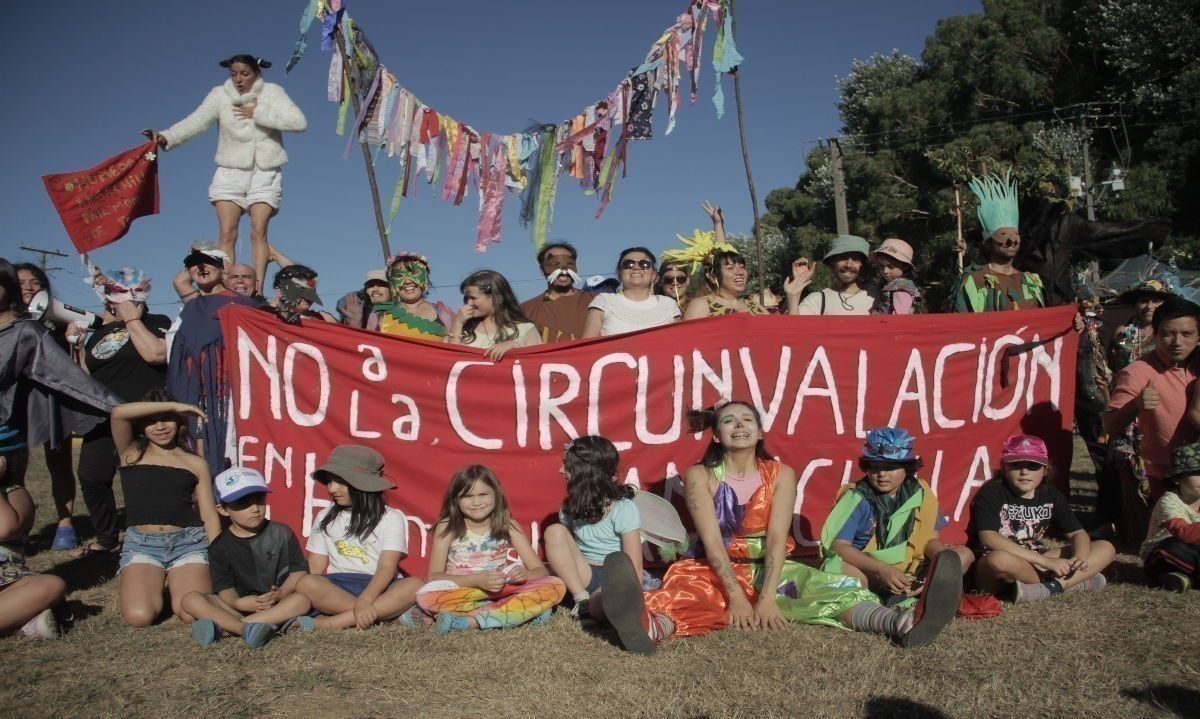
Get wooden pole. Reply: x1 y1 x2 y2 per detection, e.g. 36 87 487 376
335 30 392 261
953 184 964 273
727 0 766 304
830 137 849 236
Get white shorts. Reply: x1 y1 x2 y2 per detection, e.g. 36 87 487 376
208 167 282 210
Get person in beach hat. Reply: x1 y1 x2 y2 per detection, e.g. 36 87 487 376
785 234 880 316
870 239 923 315
1139 442 1200 592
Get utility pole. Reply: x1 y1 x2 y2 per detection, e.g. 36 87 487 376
1081 113 1096 222
20 245 68 273
829 138 849 235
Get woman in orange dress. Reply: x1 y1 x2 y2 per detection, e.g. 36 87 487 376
643 401 963 647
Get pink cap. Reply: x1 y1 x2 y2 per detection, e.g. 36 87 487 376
1000 434 1049 465
871 238 914 266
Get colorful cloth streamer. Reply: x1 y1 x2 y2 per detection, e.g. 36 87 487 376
290 0 742 256
415 576 566 629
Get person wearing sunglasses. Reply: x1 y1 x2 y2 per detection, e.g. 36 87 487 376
655 261 691 309
949 172 1045 312
519 242 594 343
583 248 681 337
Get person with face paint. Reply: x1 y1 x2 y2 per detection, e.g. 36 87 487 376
949 172 1045 312
371 253 446 340
151 54 307 296
67 268 172 558
519 243 594 343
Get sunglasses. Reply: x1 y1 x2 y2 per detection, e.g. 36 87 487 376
620 259 655 270
1005 460 1046 471
662 274 688 285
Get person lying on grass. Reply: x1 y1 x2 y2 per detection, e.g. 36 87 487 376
294 445 423 630
110 393 221 628
415 464 565 633
182 467 312 648
819 427 972 605
1140 442 1200 592
643 401 963 648
969 434 1114 602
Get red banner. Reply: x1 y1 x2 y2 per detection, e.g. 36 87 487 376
42 141 160 254
222 305 1078 575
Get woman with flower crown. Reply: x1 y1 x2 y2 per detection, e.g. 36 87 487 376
670 203 768 320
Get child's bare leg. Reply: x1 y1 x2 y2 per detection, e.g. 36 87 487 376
0 574 66 636
181 591 248 636
926 540 976 576
1047 541 1115 589
166 563 212 623
543 524 592 596
369 577 422 621
0 487 36 544
244 592 312 626
839 562 870 588
296 575 358 630
972 551 1040 594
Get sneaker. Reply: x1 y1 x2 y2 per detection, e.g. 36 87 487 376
569 598 591 621
19 608 60 639
1064 573 1107 595
434 612 471 635
900 549 962 649
394 605 427 628
243 622 278 649
51 526 79 551
190 618 219 647
645 610 675 644
1161 572 1191 593
600 552 655 655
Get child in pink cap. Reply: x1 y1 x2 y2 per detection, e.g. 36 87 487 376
869 239 922 315
968 434 1115 602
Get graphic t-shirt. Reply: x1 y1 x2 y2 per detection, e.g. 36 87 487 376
208 520 307 597
84 314 170 402
967 480 1082 552
445 531 521 575
306 506 408 576
559 498 640 565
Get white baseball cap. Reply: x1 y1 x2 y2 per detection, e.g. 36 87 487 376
213 466 271 504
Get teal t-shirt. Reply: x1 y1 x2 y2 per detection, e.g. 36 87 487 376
560 498 640 565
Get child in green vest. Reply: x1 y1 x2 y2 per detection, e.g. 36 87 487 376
820 427 973 604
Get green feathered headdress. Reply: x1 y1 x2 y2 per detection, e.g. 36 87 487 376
968 171 1020 238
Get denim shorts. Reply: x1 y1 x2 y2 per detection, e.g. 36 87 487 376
584 564 605 595
119 526 209 573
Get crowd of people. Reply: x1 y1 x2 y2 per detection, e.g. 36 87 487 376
1 53 1197 651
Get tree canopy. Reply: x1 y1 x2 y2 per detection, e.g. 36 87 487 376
755 0 1199 304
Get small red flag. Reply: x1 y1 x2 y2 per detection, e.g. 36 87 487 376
42 140 160 254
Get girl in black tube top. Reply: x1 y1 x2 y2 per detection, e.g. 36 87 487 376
111 390 221 628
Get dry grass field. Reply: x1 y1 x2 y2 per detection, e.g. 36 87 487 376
4 438 1199 719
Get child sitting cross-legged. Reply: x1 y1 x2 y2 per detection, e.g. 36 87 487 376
819 427 972 605
1140 442 1200 592
181 467 312 648
970 434 1115 602
415 464 566 633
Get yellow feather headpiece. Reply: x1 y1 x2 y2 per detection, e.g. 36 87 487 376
660 229 739 276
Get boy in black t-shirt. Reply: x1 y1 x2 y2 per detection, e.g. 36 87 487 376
969 434 1115 603
180 468 311 648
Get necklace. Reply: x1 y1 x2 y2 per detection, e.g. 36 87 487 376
835 285 860 311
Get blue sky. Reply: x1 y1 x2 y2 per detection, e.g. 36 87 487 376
2 0 978 314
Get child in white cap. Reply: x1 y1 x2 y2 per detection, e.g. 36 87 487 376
181 467 311 648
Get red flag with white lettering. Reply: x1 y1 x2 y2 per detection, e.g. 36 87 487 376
42 140 160 253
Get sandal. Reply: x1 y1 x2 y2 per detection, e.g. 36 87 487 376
67 542 120 560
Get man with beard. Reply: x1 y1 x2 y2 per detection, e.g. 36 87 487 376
785 235 879 315
519 242 594 343
950 173 1045 312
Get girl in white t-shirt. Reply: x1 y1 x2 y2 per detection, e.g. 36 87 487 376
584 247 682 337
295 445 422 630
445 270 542 361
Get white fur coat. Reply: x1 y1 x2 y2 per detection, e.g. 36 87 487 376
160 77 307 170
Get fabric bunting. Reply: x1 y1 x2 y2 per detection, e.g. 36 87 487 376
288 0 742 254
